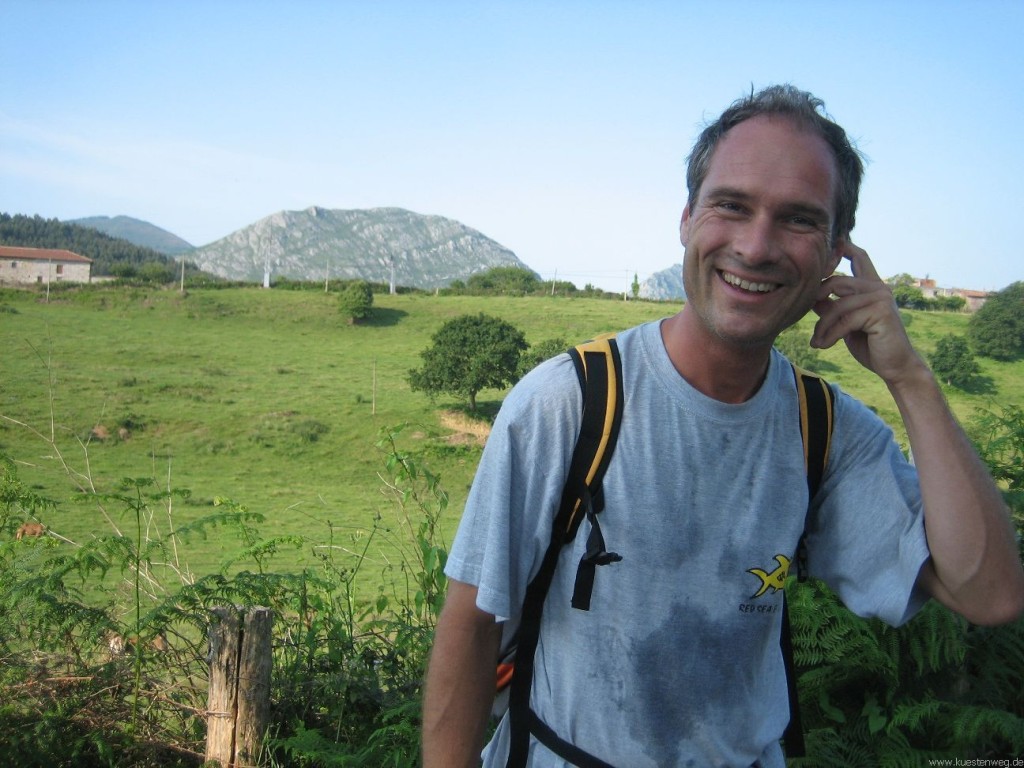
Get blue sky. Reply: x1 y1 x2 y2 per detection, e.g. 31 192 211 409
2 0 1021 292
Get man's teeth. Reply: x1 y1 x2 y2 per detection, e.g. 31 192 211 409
722 272 777 293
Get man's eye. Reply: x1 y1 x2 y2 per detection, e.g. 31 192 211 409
787 215 820 230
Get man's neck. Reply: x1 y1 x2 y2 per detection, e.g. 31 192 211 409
660 310 773 404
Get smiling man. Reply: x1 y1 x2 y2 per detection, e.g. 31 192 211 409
668 112 846 402
422 85 1024 768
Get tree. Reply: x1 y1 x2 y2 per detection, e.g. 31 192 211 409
774 326 824 372
465 266 541 295
886 273 928 310
138 261 175 284
969 281 1024 360
891 283 928 310
928 333 980 388
932 294 966 312
888 273 917 287
631 273 640 300
517 337 568 378
338 280 373 324
407 313 527 411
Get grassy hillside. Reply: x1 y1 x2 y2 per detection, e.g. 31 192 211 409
0 287 665 584
1 285 1020 593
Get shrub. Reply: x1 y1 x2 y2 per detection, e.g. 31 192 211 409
518 337 569 377
775 327 825 372
929 334 981 389
969 282 1024 360
339 280 374 324
465 266 542 295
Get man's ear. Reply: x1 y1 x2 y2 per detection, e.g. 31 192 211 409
679 205 691 246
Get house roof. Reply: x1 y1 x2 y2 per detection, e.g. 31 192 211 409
0 245 92 264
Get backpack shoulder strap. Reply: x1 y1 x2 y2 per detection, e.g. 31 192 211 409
564 336 625 610
782 362 835 758
561 336 623 536
791 363 835 580
505 336 624 767
793 363 835 505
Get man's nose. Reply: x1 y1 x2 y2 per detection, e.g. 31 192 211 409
732 215 779 265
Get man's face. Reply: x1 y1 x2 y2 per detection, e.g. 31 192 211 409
680 115 844 350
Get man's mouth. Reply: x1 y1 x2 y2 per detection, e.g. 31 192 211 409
720 270 779 294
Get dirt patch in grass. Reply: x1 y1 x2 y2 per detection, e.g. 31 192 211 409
438 410 491 446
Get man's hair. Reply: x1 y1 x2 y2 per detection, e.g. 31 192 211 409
686 84 865 242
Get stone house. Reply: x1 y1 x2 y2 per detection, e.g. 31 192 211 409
954 289 991 313
911 277 990 312
0 245 93 286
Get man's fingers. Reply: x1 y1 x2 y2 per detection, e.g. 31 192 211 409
813 300 859 348
812 283 894 348
843 242 881 282
820 275 859 298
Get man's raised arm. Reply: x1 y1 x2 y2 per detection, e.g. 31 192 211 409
812 244 1024 625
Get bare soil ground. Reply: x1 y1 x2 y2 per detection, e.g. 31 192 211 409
438 410 491 446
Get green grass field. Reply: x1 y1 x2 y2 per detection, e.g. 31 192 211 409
2 285 1020 594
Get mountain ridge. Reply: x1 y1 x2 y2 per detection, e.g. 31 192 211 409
639 263 685 301
68 215 194 256
189 206 532 288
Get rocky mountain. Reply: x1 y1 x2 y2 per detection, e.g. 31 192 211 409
638 264 685 301
68 215 194 256
189 207 529 288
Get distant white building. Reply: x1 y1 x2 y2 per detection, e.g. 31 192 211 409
0 245 93 286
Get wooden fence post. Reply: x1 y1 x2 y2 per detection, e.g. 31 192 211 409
236 608 273 763
206 607 239 766
206 606 273 767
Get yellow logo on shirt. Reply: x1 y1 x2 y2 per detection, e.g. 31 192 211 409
746 554 792 599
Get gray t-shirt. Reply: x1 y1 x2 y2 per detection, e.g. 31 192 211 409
446 319 930 767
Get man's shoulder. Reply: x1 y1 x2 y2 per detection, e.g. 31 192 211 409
614 319 661 348
497 351 582 431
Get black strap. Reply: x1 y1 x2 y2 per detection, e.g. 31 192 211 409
782 365 835 758
507 522 573 766
780 590 805 757
797 367 834 507
568 343 625 610
527 709 616 768
560 343 623 535
506 339 623 768
792 368 834 583
571 492 623 610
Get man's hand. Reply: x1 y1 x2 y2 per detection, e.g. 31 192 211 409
810 244 1024 625
810 242 928 387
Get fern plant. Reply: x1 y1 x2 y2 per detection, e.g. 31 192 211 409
789 577 1024 764
788 402 1024 764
